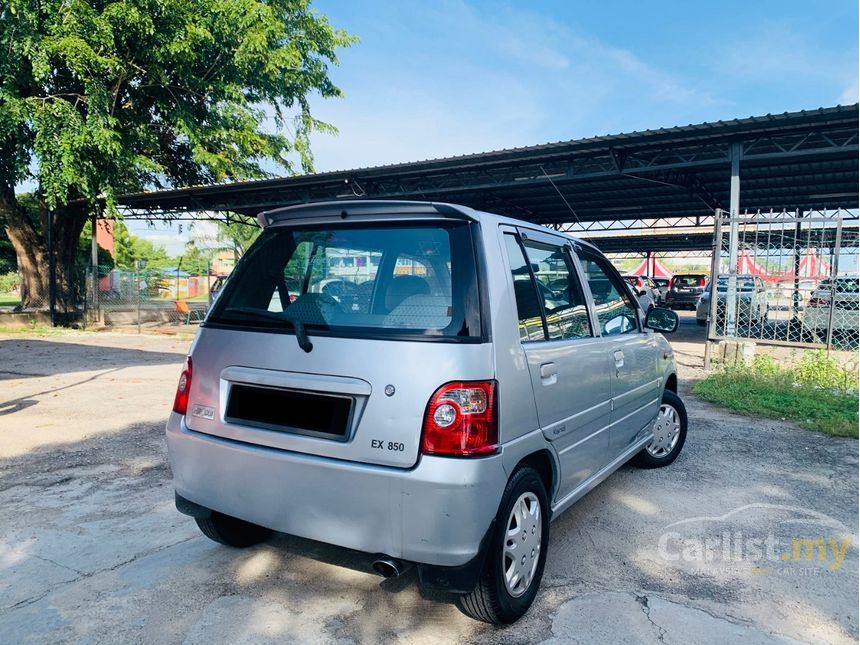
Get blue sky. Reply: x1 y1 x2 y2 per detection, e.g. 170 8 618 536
305 0 858 172
133 0 858 251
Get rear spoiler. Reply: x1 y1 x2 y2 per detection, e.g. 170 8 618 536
256 200 478 228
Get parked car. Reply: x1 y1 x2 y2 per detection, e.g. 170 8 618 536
166 200 686 625
696 275 769 326
665 273 707 310
622 275 661 308
803 277 860 336
208 275 227 308
653 277 671 305
626 281 655 312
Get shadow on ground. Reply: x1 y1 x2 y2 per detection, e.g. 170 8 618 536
0 338 185 379
0 392 856 644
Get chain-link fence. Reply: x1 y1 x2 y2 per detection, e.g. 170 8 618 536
84 263 215 330
0 266 90 323
705 208 858 352
1 262 218 330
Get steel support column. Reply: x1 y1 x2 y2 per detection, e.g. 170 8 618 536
91 208 99 321
47 209 56 327
725 142 742 336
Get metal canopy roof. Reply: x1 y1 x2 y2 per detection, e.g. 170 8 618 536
117 104 859 235
590 225 860 255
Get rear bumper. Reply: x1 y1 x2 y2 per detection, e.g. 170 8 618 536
166 413 507 568
803 308 859 331
666 293 700 307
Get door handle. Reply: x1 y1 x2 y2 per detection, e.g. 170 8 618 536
540 362 557 378
539 362 557 385
614 350 625 368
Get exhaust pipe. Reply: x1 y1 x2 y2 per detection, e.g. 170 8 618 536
372 556 405 578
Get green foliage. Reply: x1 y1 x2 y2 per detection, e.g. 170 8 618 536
0 271 18 293
217 219 261 255
112 219 170 268
750 354 780 378
0 233 15 273
177 240 212 275
694 354 859 438
793 351 856 391
1 0 355 208
77 222 114 276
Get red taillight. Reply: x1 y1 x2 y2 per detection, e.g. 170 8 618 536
421 381 497 457
699 278 706 287
808 297 829 307
172 356 192 415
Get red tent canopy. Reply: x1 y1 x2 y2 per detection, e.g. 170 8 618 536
736 250 770 277
628 256 673 278
778 248 831 281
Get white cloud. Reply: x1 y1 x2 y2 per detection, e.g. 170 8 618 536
305 1 717 173
713 21 858 110
838 77 858 105
125 219 221 256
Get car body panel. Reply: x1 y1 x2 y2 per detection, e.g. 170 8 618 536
803 278 860 332
167 413 507 566
666 273 707 308
167 200 679 572
184 328 494 468
696 275 769 324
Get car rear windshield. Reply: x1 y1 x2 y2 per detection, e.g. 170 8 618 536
716 276 756 291
672 275 705 287
819 278 859 293
207 221 482 341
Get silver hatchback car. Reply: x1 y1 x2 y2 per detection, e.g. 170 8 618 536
166 200 687 624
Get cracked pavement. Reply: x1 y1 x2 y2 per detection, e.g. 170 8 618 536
0 318 857 643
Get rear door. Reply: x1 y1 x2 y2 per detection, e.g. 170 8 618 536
186 219 489 469
575 248 661 457
501 228 611 499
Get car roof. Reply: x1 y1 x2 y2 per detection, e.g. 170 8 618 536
258 199 601 253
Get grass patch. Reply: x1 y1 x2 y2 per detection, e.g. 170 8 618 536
0 294 20 306
694 352 858 438
0 324 70 337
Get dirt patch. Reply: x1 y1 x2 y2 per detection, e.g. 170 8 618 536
0 329 856 644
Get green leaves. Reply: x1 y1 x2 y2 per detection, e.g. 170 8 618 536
1 0 355 209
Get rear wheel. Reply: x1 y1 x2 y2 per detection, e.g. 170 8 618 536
195 512 272 547
633 390 687 469
457 466 549 624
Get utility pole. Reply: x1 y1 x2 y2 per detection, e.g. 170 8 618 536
48 209 56 327
725 142 742 337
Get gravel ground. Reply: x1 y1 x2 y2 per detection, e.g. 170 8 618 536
0 314 856 644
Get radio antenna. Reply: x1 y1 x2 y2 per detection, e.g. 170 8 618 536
540 165 580 226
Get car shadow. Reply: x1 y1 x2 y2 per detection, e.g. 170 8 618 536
0 338 186 379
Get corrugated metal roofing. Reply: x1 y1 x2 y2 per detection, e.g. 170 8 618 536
116 104 859 230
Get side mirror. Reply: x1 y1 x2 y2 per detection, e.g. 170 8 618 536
645 307 679 333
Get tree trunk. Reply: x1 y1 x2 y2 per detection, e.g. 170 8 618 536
1 186 87 312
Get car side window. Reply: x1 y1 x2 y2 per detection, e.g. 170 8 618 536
520 242 592 340
504 235 546 341
577 252 640 336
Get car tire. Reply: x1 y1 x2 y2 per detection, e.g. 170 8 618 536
457 466 550 625
195 512 272 547
632 390 688 469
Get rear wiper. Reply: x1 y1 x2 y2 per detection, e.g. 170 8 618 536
223 307 313 353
